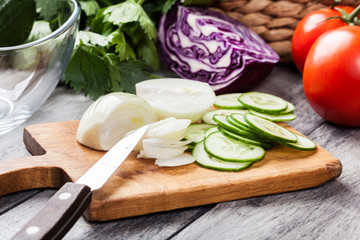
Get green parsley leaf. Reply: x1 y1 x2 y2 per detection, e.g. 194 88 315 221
116 60 158 93
77 30 111 47
108 31 137 61
161 0 177 13
102 0 157 40
64 42 110 99
105 53 123 92
35 0 67 21
137 36 160 71
0 0 37 47
79 0 100 16
91 7 115 36
25 20 52 43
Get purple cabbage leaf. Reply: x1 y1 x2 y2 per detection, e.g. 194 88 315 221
158 5 279 94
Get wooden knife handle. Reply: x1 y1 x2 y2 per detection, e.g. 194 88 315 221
11 182 92 240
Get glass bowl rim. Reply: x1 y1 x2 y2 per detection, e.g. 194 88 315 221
0 0 81 52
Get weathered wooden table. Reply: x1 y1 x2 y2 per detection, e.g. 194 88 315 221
1 65 359 239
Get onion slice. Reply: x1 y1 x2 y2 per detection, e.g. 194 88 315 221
155 154 195 167
142 140 188 159
146 117 191 141
136 78 216 123
135 118 195 167
135 117 191 151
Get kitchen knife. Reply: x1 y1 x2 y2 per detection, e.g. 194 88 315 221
11 125 149 240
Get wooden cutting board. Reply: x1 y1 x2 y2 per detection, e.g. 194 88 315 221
0 120 341 221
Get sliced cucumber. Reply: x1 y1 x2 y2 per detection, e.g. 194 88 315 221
229 113 253 130
213 114 261 141
281 133 316 151
204 126 219 138
212 114 248 136
214 93 246 109
226 115 263 136
201 109 247 125
225 115 249 131
193 142 253 171
249 110 296 122
239 92 288 114
218 127 272 149
244 113 298 143
280 101 295 114
185 124 214 143
204 132 266 162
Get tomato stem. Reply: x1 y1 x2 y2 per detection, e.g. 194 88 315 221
347 5 360 25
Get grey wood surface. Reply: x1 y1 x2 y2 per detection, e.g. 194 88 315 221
1 65 360 240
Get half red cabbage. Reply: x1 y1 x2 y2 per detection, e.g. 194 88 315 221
158 5 279 94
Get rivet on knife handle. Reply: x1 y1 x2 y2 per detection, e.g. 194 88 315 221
11 182 92 240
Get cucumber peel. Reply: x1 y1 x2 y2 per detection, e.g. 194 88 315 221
239 92 288 114
244 113 298 143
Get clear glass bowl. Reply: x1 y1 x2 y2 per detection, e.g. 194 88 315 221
0 0 81 135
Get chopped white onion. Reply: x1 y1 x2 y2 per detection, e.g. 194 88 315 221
77 92 159 150
136 78 216 123
146 117 191 141
137 134 195 167
135 117 191 151
142 141 187 159
155 154 195 167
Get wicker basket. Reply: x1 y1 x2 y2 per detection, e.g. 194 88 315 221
211 0 360 62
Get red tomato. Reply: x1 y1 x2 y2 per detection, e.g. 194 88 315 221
292 6 354 73
303 26 360 127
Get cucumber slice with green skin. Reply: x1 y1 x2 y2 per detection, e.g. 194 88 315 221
225 115 249 131
201 109 248 125
204 126 219 138
226 115 263 136
281 133 316 151
218 127 273 149
193 142 253 172
214 93 246 109
213 114 256 139
204 131 266 162
249 110 296 122
223 115 272 143
280 101 295 114
230 113 253 129
239 92 288 114
244 113 298 143
185 124 214 143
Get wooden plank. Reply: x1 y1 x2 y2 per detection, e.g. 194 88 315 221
0 119 341 221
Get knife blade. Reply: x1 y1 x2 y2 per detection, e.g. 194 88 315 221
11 125 148 240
